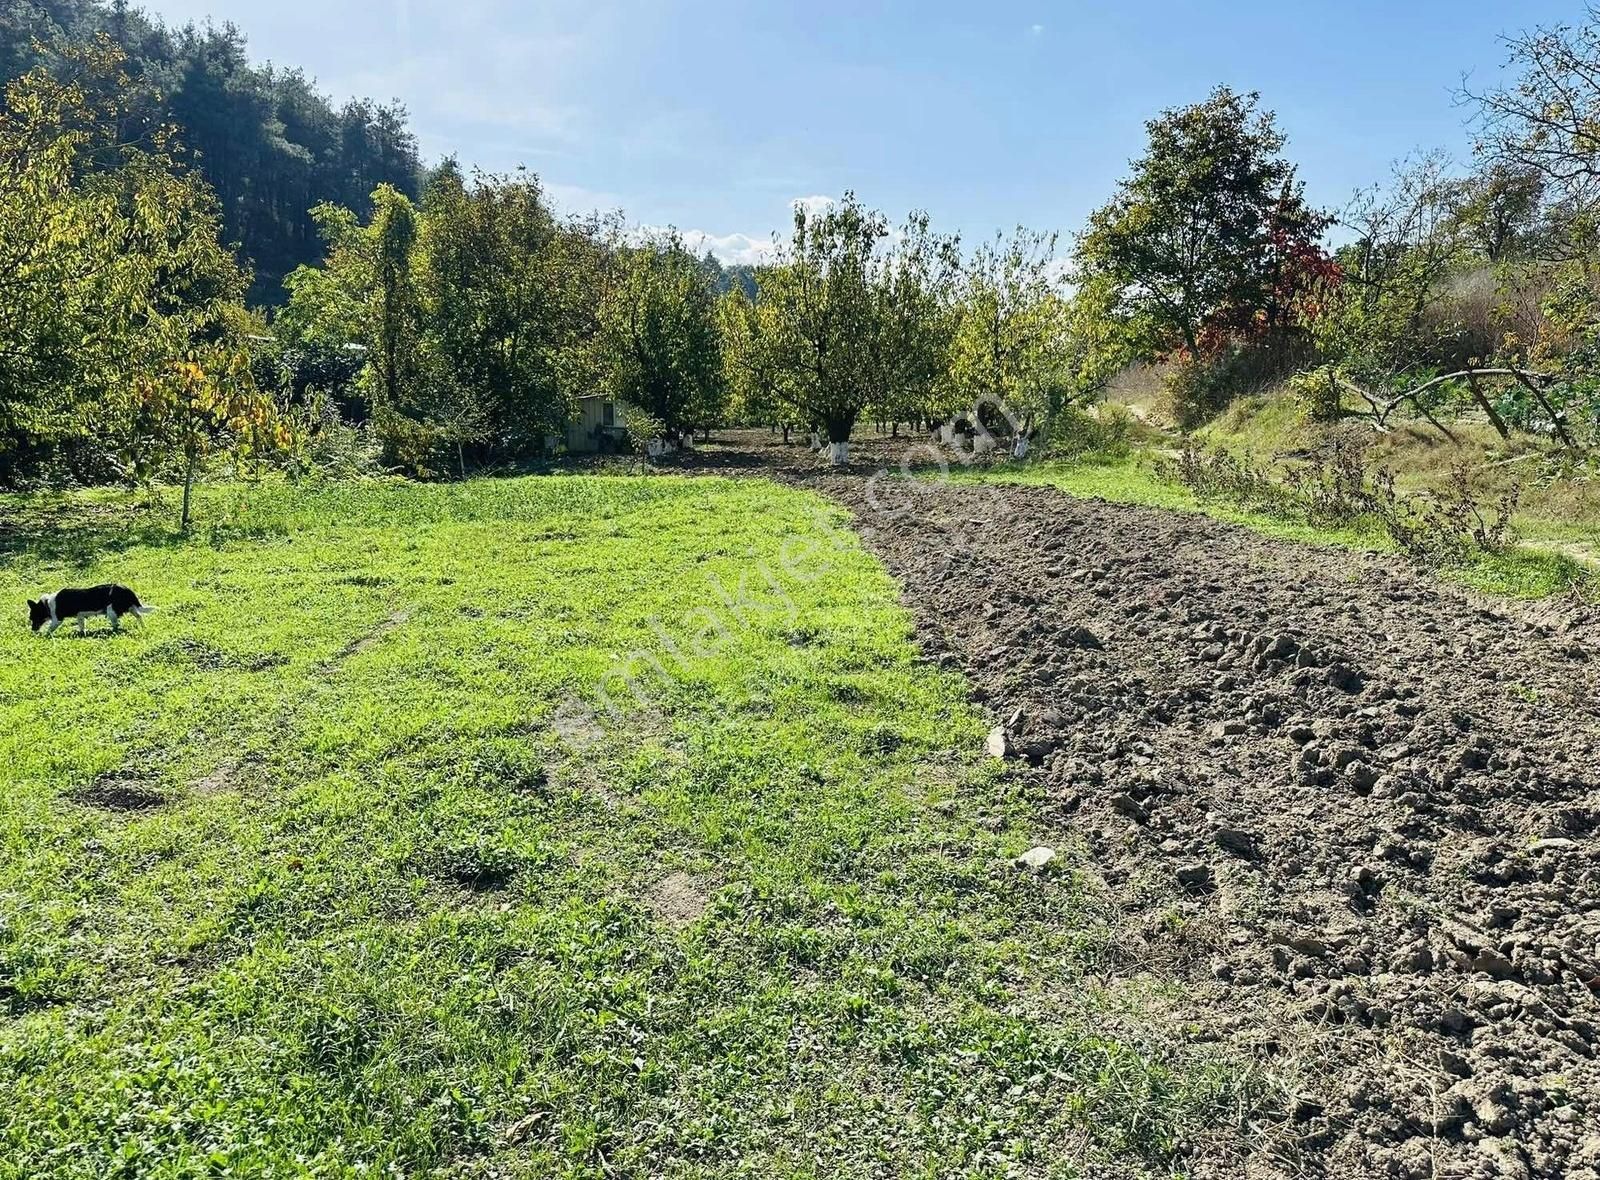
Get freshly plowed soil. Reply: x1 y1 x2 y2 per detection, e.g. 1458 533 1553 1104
688 432 1600 1179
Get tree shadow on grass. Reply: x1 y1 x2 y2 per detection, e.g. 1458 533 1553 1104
0 494 190 567
487 443 783 477
656 446 778 473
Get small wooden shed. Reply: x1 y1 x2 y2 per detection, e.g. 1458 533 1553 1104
565 395 629 453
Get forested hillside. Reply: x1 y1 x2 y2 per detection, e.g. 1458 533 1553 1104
1 0 422 304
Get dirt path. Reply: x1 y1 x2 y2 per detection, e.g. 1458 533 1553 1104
687 432 1600 1179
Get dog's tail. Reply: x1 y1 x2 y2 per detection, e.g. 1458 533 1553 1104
131 606 158 618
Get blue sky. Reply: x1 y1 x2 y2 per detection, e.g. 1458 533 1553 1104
140 0 1581 262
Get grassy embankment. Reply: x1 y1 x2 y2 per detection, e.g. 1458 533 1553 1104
0 475 1244 1178
952 389 1599 600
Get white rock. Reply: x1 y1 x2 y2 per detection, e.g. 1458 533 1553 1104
1530 838 1577 853
1017 846 1057 870
985 725 1009 759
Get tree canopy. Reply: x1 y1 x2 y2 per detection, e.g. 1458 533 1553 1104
600 233 726 440
3 0 422 305
0 39 282 495
16 0 1600 491
1077 87 1332 359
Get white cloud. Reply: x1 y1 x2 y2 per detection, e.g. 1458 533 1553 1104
628 194 843 267
680 230 780 266
431 89 584 140
793 194 836 218
329 32 590 147
1029 23 1045 37
628 226 777 266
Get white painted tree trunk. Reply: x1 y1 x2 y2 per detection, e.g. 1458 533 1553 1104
827 441 850 465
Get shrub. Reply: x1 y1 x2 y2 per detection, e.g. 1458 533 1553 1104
1160 437 1522 567
374 410 452 480
1162 335 1314 428
1160 445 1292 514
1162 358 1231 430
1287 366 1345 423
1046 404 1134 458
285 395 385 480
1280 429 1374 525
257 343 369 420
1370 466 1521 565
1421 266 1499 368
624 409 667 455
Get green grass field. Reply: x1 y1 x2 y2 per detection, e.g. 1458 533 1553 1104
0 476 1241 1179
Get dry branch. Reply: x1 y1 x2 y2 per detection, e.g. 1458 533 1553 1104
1334 367 1576 452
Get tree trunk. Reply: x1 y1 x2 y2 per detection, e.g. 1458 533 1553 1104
1509 371 1578 452
1463 368 1511 441
181 450 197 531
823 412 856 464
1408 393 1460 445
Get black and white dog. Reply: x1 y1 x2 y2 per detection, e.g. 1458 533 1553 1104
28 585 156 637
